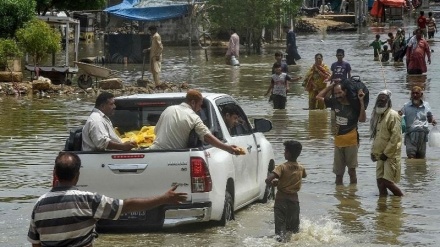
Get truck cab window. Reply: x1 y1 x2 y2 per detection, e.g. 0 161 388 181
218 103 251 137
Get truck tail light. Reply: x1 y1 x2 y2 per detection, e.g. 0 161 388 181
190 157 212 193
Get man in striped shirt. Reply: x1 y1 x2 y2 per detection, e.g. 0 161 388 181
28 152 187 247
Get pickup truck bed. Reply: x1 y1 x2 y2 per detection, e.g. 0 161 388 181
65 93 275 230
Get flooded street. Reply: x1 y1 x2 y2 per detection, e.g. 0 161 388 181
2 22 440 246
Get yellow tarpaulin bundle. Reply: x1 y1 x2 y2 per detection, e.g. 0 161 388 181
116 126 156 148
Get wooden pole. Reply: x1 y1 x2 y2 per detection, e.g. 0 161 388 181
188 0 193 63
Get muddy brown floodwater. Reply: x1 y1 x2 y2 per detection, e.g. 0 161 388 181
1 20 440 246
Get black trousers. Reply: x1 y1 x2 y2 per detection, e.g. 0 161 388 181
272 94 287 109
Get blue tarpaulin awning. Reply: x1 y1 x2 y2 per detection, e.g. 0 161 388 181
104 0 193 21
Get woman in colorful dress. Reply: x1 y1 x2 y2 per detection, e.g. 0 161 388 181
303 53 332 109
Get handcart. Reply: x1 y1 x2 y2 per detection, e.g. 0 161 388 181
74 61 120 89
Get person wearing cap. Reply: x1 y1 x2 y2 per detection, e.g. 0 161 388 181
149 89 241 154
370 90 403 196
399 86 437 159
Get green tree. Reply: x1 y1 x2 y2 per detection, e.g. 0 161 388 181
207 0 302 53
16 19 61 66
36 0 106 15
0 38 22 84
0 0 36 38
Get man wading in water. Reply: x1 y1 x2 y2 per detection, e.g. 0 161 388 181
316 82 366 185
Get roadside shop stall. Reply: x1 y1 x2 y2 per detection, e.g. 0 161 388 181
103 0 196 64
370 0 406 23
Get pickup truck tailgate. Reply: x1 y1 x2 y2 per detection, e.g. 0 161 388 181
77 152 192 200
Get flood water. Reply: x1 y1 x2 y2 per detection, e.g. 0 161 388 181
2 21 440 246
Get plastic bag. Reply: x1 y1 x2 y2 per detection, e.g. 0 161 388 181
428 126 440 147
231 56 240 66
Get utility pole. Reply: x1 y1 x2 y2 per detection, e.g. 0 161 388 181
188 0 193 63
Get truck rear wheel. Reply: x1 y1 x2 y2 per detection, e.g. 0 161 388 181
219 191 234 226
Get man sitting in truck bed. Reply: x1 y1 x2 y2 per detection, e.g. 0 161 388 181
149 89 241 154
82 92 137 151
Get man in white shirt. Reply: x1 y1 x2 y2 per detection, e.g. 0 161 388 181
149 89 241 154
82 92 136 151
225 28 239 65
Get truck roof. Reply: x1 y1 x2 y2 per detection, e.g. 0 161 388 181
115 92 228 101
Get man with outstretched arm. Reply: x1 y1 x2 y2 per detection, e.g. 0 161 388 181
28 152 187 247
149 89 241 154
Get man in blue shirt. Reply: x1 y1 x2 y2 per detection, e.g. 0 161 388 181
399 86 437 158
330 49 352 83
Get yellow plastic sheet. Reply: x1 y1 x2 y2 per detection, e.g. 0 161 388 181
116 126 156 148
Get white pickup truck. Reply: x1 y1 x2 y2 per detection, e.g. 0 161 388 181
64 93 275 230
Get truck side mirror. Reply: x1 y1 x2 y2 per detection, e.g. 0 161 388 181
253 119 272 133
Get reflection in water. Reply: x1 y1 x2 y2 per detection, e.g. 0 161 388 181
308 110 329 139
332 185 367 233
374 197 403 245
269 110 289 144
404 158 430 193
405 74 429 91
229 66 240 84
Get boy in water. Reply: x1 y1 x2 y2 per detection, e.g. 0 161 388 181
330 49 351 83
266 140 307 243
265 63 300 109
272 51 288 74
381 45 390 62
369 34 386 61
427 12 437 40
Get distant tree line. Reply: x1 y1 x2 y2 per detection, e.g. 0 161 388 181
207 0 302 53
0 0 106 39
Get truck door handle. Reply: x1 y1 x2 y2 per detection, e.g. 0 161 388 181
247 145 252 153
107 164 148 173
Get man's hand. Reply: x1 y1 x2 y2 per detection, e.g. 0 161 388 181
271 178 279 186
371 153 378 162
163 185 188 204
229 145 241 155
379 153 388 161
428 59 431 65
121 141 137 151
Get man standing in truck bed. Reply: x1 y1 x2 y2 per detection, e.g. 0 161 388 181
149 89 241 154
